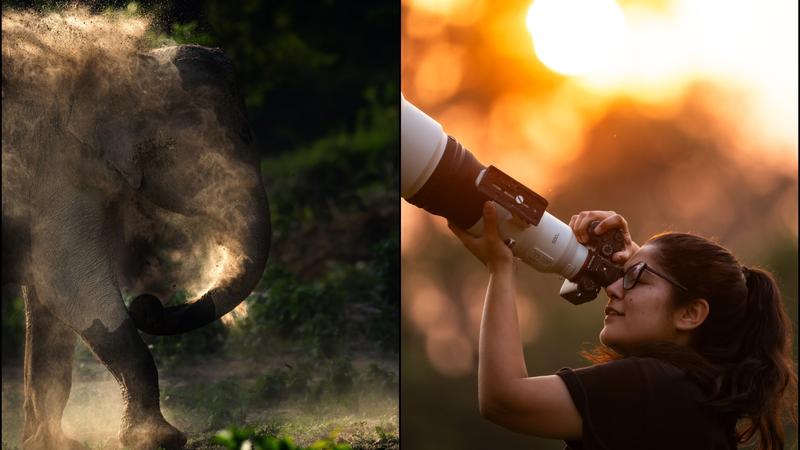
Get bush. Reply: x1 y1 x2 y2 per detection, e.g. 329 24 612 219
251 358 397 406
262 88 398 237
1 295 25 363
214 426 351 450
244 239 398 357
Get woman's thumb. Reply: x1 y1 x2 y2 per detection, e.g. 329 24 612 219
611 250 628 263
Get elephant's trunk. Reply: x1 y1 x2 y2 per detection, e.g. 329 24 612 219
129 181 270 335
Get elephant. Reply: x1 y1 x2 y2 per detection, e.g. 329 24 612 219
2 10 270 450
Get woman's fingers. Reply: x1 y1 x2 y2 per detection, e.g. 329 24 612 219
482 202 511 255
570 211 613 244
569 211 638 265
595 213 636 262
570 214 585 243
575 214 593 243
448 202 513 268
594 213 627 236
448 221 466 239
449 221 477 249
482 202 501 240
611 249 629 263
574 211 639 264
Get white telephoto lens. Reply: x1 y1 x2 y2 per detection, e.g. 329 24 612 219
466 206 587 279
401 93 590 282
400 95 448 198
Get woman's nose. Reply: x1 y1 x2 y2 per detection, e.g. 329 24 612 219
604 277 624 300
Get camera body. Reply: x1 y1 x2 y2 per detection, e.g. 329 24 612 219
559 221 625 303
401 95 623 304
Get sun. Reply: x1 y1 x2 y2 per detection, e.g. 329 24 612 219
526 0 628 76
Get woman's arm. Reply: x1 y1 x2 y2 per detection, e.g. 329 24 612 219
479 262 583 439
450 202 582 440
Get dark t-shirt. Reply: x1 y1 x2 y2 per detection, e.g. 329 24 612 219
555 357 737 450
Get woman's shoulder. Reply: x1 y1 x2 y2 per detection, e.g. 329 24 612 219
622 355 686 376
570 356 683 377
567 356 699 395
609 356 706 399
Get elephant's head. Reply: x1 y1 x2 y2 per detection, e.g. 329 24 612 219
98 45 271 335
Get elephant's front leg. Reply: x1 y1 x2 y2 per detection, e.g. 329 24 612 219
21 284 83 450
30 187 186 450
77 308 186 450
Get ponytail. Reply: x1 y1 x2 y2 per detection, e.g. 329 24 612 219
733 267 797 449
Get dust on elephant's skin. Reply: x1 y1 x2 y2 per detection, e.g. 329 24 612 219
2 7 270 450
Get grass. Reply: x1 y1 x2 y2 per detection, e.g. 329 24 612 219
2 346 397 450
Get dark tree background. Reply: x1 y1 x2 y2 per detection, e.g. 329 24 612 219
4 0 399 155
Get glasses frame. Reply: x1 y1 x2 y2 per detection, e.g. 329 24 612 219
622 261 689 292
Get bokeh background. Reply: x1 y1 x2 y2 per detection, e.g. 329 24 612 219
2 1 398 449
400 0 797 449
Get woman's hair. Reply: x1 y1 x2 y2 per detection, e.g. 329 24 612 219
583 232 797 450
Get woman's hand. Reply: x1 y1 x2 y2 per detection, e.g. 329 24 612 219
449 201 513 272
569 211 639 264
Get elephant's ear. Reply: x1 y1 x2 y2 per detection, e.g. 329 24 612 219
97 53 167 190
65 53 165 190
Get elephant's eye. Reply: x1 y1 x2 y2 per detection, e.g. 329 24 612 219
136 138 176 165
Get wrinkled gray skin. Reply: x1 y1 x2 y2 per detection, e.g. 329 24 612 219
2 45 270 450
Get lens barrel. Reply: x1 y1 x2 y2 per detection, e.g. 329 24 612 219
406 136 488 230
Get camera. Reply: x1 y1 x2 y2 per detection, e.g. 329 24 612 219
401 94 623 304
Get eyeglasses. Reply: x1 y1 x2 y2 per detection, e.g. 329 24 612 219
622 261 689 292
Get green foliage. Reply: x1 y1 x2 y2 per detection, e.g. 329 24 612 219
366 234 400 351
162 376 249 431
244 240 398 356
1 296 25 362
262 89 398 236
251 358 396 406
214 426 351 450
170 20 215 46
254 93 399 359
162 358 397 421
371 426 399 449
361 363 398 395
201 0 399 154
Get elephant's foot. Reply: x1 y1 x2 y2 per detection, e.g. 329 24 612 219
22 426 86 450
119 416 186 450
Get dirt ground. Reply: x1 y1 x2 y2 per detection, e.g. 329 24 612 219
1 347 398 450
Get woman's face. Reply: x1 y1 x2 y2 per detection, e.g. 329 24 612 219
599 244 684 353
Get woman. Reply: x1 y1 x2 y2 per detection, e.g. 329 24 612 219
449 202 797 450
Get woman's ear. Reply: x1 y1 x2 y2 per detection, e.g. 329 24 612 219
674 298 709 331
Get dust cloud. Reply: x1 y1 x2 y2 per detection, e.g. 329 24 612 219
2 6 260 308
